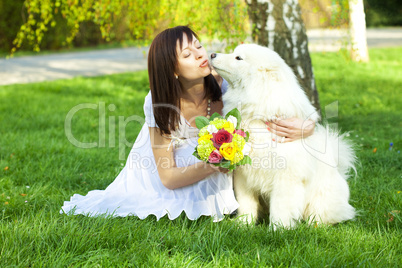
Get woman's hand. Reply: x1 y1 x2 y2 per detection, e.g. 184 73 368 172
207 163 230 174
265 118 315 143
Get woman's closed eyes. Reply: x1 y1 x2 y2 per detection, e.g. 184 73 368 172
183 41 203 58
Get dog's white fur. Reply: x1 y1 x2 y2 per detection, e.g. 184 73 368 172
211 44 356 228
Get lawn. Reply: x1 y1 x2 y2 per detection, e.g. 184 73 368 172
0 48 401 266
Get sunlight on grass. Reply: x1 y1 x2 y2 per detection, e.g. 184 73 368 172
0 48 401 266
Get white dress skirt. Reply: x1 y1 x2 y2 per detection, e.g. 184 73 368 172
61 87 239 222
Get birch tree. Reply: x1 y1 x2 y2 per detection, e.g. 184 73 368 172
349 0 369 62
246 0 320 111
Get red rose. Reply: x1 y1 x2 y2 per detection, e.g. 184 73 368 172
208 150 223 163
212 129 233 149
234 129 247 138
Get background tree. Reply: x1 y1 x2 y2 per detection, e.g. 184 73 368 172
349 0 369 62
246 0 320 111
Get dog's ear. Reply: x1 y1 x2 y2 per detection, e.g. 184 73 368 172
257 66 280 81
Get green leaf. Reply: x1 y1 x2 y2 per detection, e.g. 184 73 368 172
242 155 252 165
236 155 252 166
245 131 250 142
220 160 231 169
225 108 241 129
192 151 201 160
195 116 210 129
209 112 223 121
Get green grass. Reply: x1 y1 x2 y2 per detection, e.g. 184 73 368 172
1 48 401 266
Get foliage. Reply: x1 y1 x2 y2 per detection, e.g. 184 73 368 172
330 0 349 27
165 0 249 51
328 0 402 28
364 0 402 27
0 0 111 53
8 0 249 55
299 0 350 28
0 0 26 52
298 0 401 28
0 48 401 266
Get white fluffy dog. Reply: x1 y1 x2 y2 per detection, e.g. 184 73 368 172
211 44 356 228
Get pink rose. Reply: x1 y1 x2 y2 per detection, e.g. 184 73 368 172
212 129 233 149
208 150 223 163
234 129 247 138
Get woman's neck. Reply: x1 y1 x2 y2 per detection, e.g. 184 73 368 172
180 78 206 106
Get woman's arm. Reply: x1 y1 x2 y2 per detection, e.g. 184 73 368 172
149 127 227 190
265 118 315 143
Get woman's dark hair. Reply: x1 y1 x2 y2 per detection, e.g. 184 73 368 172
148 25 221 135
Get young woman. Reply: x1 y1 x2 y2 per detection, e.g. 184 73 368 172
61 26 315 221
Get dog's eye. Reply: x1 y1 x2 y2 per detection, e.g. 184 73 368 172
235 56 243 60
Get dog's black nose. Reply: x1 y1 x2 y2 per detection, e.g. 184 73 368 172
211 53 217 59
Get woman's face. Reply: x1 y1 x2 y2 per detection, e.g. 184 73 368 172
175 34 211 82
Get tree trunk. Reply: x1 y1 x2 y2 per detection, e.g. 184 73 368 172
349 0 369 62
246 0 321 112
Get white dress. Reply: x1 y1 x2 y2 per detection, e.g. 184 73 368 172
61 80 239 222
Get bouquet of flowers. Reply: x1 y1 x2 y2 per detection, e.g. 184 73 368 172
193 108 252 171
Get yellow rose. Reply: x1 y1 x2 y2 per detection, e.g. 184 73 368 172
219 142 237 161
198 134 212 144
222 121 235 134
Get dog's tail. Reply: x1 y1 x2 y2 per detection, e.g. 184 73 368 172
302 125 357 178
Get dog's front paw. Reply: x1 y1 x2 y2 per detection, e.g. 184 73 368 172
270 216 299 230
236 213 257 225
